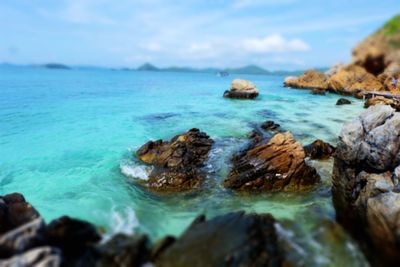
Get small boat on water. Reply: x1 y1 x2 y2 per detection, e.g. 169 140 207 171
216 71 229 77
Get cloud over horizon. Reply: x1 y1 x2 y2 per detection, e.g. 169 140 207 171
0 0 399 69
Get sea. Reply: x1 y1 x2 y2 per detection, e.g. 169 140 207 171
0 66 369 266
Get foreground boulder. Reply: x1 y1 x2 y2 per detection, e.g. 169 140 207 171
155 211 286 267
136 128 214 192
304 139 335 160
332 104 400 266
284 70 328 90
223 79 259 99
0 193 40 234
224 132 320 191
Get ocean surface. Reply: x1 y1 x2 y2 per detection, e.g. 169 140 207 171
0 66 368 266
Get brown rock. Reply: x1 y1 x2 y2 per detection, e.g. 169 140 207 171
224 132 320 192
284 70 328 90
223 79 259 99
136 128 214 192
364 96 400 110
328 65 384 95
304 139 335 160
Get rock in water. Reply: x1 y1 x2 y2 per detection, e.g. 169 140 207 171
336 98 352 105
223 79 259 99
304 139 335 160
224 132 320 191
136 128 214 192
260 120 280 131
0 193 40 234
284 70 328 90
332 104 400 265
154 211 285 267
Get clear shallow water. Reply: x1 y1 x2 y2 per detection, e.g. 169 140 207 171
0 67 368 265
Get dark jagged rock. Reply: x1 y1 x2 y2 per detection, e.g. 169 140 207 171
336 98 352 105
154 211 285 267
332 105 400 266
304 139 335 160
97 233 150 267
45 216 101 258
0 193 40 234
261 120 280 131
224 132 320 192
136 128 214 192
223 79 259 99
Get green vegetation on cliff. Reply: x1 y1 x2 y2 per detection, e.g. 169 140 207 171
381 15 400 36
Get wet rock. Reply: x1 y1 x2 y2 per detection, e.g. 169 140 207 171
97 233 150 267
261 120 280 131
332 105 400 265
0 193 40 234
154 211 285 267
45 216 101 258
284 70 328 90
0 246 62 267
136 128 214 192
0 218 45 258
224 132 320 192
223 79 259 99
310 88 326 95
304 139 335 160
336 98 352 105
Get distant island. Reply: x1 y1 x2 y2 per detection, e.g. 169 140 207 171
136 63 327 76
43 63 70 70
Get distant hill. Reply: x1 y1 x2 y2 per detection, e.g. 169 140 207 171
43 63 70 70
136 63 311 76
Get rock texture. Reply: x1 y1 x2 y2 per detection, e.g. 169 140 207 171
224 132 320 191
261 120 280 131
155 211 286 267
223 79 259 99
284 70 328 90
332 104 400 266
304 139 335 160
136 128 214 192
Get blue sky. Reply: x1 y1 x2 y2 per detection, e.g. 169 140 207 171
1 0 399 70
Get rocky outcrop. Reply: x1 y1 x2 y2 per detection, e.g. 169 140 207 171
0 193 300 267
336 98 352 105
224 132 320 191
328 64 384 94
304 139 335 160
136 128 214 192
155 211 287 267
223 79 259 99
284 70 328 90
332 104 400 266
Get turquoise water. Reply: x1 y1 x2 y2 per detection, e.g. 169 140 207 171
0 67 367 265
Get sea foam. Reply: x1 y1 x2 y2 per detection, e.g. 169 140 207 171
120 162 152 181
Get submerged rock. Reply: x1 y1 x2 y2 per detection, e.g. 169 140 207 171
136 128 214 192
332 104 400 266
223 79 259 99
336 98 352 105
310 88 326 95
261 120 280 131
304 139 335 160
224 132 320 192
0 193 40 234
154 211 285 267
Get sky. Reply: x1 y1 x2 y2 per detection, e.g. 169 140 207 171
1 0 399 70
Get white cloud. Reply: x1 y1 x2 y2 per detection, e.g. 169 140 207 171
242 34 310 53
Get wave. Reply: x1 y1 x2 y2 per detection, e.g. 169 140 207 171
120 161 152 181
103 206 140 242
